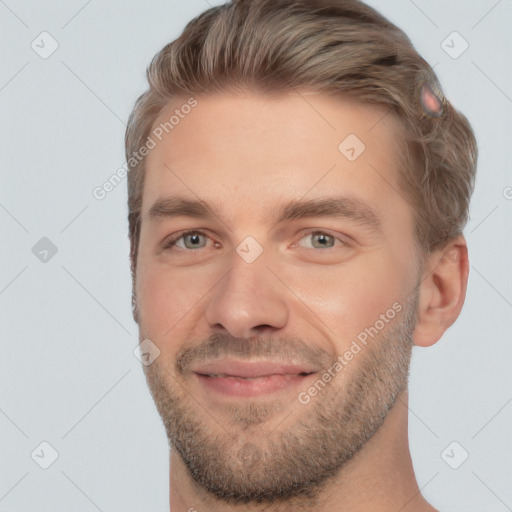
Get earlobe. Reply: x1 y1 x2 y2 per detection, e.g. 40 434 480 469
413 235 469 347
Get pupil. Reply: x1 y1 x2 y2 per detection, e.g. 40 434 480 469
315 234 331 248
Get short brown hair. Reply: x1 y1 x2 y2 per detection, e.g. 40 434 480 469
125 0 477 309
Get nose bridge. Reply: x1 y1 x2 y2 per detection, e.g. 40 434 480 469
205 248 289 338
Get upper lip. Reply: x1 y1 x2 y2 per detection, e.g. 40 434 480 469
191 359 319 378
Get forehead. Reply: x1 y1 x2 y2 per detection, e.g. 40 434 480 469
141 90 409 228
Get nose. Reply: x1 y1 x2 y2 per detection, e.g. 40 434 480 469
205 251 289 339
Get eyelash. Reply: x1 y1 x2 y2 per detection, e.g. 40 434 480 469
162 229 347 252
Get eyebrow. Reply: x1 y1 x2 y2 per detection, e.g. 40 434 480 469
147 195 382 234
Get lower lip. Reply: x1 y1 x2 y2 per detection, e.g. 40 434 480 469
195 373 315 397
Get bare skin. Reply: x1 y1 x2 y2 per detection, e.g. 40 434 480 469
133 90 468 511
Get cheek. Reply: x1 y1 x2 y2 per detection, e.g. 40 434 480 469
282 254 406 343
135 264 190 335
136 271 203 364
135 259 221 339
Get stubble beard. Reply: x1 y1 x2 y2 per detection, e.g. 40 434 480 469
141 291 418 506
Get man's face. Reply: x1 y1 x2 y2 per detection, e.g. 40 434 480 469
134 90 423 503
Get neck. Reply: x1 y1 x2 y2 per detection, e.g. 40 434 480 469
168 390 437 512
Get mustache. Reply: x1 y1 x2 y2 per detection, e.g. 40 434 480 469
175 332 335 374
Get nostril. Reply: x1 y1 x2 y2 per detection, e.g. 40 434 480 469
250 324 278 338
254 324 273 330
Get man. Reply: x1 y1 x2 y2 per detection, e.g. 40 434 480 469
125 0 477 510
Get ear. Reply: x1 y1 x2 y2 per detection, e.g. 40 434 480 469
413 235 469 347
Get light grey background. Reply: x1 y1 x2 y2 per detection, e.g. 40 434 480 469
1 0 511 511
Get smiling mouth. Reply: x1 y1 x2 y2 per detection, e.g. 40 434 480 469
197 372 314 379
193 370 318 397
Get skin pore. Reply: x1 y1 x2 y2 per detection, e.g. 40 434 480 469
133 90 469 511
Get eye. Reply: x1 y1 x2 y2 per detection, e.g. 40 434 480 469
163 230 211 250
297 231 345 250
